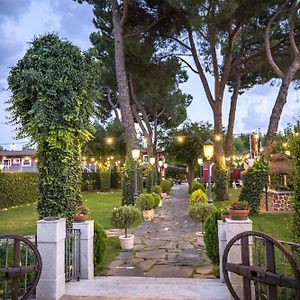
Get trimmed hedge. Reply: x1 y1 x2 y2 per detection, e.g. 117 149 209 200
94 222 107 265
100 170 111 192
82 172 100 191
0 172 38 209
191 180 206 193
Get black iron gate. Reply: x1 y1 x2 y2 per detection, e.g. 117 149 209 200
222 231 300 300
0 234 42 300
65 228 81 281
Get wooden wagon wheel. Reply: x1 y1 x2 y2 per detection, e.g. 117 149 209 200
222 231 300 300
0 234 42 300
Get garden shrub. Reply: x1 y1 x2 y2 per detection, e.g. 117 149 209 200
82 172 100 191
160 179 172 194
239 158 269 214
93 222 107 265
191 180 206 193
204 210 221 265
137 193 155 211
214 165 230 201
0 172 38 209
121 159 143 205
289 123 300 238
190 189 208 206
151 184 162 196
110 171 121 189
152 192 161 208
100 171 111 192
189 203 216 224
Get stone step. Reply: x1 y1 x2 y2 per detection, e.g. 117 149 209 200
64 277 229 300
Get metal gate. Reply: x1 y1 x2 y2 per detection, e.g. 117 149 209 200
0 234 42 300
222 231 300 300
65 228 81 281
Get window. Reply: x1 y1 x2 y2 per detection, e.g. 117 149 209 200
13 158 21 164
2 159 11 166
22 158 31 166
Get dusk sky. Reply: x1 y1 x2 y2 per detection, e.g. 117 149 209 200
0 0 299 150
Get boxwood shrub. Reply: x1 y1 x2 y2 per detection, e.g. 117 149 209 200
191 180 206 193
160 179 172 194
190 189 208 206
0 172 38 209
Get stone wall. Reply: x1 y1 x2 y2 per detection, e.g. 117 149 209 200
260 190 293 212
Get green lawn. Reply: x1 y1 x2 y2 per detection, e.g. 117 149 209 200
0 191 122 235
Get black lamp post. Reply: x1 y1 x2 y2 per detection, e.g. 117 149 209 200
203 140 214 204
197 157 203 182
149 157 156 189
132 145 141 205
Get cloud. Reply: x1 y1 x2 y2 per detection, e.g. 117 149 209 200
0 0 32 22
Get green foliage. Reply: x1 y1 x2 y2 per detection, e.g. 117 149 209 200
121 159 142 205
189 203 216 224
137 193 155 211
239 158 269 214
93 222 107 265
214 165 230 201
204 210 221 265
82 173 100 191
160 179 172 194
151 184 162 196
99 164 111 192
0 173 38 209
111 205 142 237
190 189 208 206
191 180 206 193
152 192 161 208
110 171 121 189
7 34 97 222
288 122 300 238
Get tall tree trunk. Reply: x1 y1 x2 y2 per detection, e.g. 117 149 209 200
111 0 136 154
264 60 300 158
225 74 241 161
187 162 196 193
213 99 225 166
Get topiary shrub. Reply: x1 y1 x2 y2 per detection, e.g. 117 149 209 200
93 222 107 265
167 178 175 187
160 179 172 194
191 180 206 193
239 158 269 214
111 205 142 237
0 172 38 209
204 210 221 265
151 184 162 197
152 192 161 208
137 193 155 211
189 203 216 233
214 165 230 201
190 189 208 206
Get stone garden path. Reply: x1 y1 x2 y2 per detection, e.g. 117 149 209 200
104 183 215 279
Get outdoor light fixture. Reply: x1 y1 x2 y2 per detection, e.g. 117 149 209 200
106 137 114 145
131 145 141 205
197 157 203 166
197 157 203 182
149 157 156 166
158 159 163 167
203 139 214 204
131 145 141 162
203 139 214 160
163 163 168 169
214 134 222 142
176 136 185 143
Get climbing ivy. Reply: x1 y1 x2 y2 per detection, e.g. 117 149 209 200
214 165 230 201
7 34 97 222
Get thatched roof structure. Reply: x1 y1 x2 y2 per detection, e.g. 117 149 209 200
269 153 293 175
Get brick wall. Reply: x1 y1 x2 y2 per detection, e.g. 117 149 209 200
260 190 293 212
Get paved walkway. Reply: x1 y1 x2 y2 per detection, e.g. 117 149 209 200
104 184 214 278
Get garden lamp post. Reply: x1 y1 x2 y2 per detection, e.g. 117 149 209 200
132 145 141 205
203 139 214 204
149 157 156 188
197 157 203 182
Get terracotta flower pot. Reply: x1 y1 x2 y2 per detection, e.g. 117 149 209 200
119 234 134 250
73 214 88 222
143 209 154 221
229 209 249 220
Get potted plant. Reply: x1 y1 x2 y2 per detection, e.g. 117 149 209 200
152 192 161 208
189 203 216 244
137 193 155 220
111 205 142 250
221 207 231 221
229 201 250 220
160 179 172 197
73 205 89 222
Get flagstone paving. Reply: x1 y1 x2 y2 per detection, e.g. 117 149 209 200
103 184 215 278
